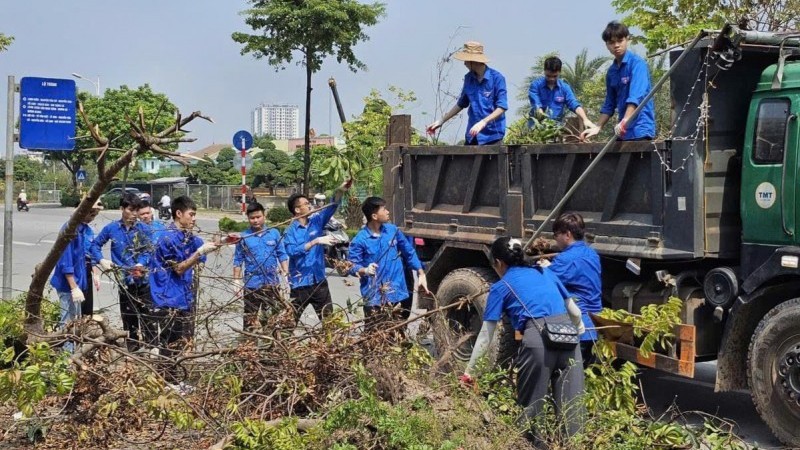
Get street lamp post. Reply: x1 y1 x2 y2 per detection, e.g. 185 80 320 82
71 72 100 96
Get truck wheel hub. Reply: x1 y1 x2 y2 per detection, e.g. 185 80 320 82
778 344 800 406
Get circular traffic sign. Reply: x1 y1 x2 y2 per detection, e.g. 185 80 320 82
232 130 253 151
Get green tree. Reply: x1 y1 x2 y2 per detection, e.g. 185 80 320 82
0 33 13 52
318 87 417 196
252 148 291 194
232 0 386 196
612 0 800 53
216 147 237 172
252 134 277 151
0 157 45 183
45 85 178 188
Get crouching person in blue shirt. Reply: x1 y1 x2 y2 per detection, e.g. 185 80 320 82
149 196 220 381
92 193 152 351
51 200 104 352
463 237 584 441
233 202 289 331
544 212 602 367
348 197 430 330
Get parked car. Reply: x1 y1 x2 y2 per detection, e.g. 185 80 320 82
101 187 151 208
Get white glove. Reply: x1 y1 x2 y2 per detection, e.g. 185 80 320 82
99 259 114 272
364 263 378 276
613 118 628 137
196 242 219 256
316 235 337 246
425 120 442 135
417 272 431 294
565 298 586 335
233 278 244 297
537 258 552 268
71 287 85 303
583 119 597 129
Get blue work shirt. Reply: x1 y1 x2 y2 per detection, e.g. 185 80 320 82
233 227 288 289
348 223 422 307
144 220 168 244
484 266 569 331
149 224 205 310
92 220 152 285
284 203 338 289
456 66 508 144
546 241 602 341
51 223 90 293
600 50 656 140
82 225 102 264
528 77 581 122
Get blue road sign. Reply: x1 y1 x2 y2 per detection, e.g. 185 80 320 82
19 77 77 151
232 130 253 151
76 169 87 182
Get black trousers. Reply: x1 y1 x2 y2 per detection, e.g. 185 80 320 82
81 259 94 316
516 314 585 438
119 282 151 350
243 285 282 331
147 307 193 383
290 280 333 323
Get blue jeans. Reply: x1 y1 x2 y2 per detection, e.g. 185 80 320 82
58 290 81 353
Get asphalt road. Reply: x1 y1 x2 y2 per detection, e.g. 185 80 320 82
0 205 788 448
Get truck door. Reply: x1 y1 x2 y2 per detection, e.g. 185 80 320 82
742 96 799 245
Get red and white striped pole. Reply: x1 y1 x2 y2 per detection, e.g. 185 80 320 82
240 140 247 216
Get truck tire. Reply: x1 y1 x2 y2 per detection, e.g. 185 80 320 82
747 297 800 447
431 267 517 368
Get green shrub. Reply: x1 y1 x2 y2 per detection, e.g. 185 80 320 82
266 206 292 224
60 189 81 207
219 217 249 232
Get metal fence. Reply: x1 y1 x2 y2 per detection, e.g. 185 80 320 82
142 184 252 211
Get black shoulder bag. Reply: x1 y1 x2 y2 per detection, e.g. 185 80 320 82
502 279 579 351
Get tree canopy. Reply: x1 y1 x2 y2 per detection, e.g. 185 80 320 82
613 0 800 53
232 0 386 195
0 33 13 52
45 85 178 187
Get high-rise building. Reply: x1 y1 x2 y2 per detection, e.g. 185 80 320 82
251 104 300 140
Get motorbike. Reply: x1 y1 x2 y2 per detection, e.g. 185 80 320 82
16 199 29 212
323 216 350 276
158 205 171 220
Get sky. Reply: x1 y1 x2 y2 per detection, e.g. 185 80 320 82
0 0 619 153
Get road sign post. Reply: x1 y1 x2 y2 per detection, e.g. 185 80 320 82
232 130 253 216
3 76 17 300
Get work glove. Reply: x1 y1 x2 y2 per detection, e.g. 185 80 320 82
614 118 628 138
565 297 586 335
98 259 114 272
316 235 338 246
425 120 442 135
233 278 244 298
458 373 475 386
71 287 85 303
417 272 431 294
580 126 601 142
364 263 378 276
196 242 220 256
468 119 487 137
537 258 552 268
534 108 547 120
583 118 597 130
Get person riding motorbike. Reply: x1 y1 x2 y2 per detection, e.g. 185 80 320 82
17 189 29 212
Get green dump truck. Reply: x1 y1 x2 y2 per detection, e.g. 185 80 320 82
382 26 800 446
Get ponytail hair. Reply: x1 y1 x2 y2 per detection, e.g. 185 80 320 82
490 236 526 267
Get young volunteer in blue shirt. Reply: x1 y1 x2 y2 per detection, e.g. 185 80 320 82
92 194 153 351
51 200 104 352
233 202 289 331
138 201 168 244
463 237 584 439
544 212 602 367
426 41 508 145
581 21 656 141
348 197 429 326
528 56 596 129
283 180 351 323
149 196 220 379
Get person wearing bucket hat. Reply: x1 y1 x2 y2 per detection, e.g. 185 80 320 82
426 41 508 145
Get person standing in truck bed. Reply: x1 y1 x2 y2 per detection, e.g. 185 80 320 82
528 56 596 129
426 41 508 145
581 21 655 141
